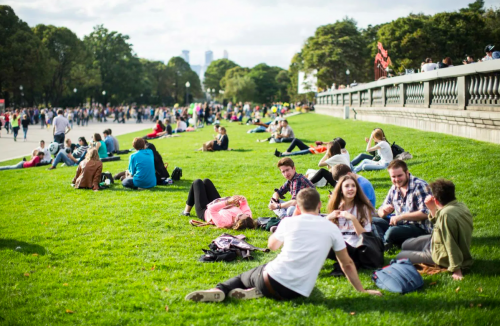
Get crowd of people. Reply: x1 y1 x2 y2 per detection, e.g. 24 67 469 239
0 102 473 305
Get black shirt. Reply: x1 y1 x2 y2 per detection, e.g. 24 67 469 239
21 119 29 128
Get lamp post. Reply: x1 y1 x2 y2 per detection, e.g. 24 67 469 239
19 85 23 107
185 81 190 105
73 88 77 107
345 69 350 87
102 90 106 106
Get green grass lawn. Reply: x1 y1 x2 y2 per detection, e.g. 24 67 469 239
1 113 499 326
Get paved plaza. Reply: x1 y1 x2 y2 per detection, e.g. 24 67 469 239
0 120 153 162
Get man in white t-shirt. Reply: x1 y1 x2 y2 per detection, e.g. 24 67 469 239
52 109 71 144
421 58 438 72
35 140 52 163
185 188 382 302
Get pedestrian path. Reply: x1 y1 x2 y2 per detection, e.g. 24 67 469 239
0 120 152 162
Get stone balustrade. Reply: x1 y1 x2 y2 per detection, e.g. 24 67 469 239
316 60 500 143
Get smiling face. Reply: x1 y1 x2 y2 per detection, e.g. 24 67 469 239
279 165 296 181
341 178 357 201
389 167 410 189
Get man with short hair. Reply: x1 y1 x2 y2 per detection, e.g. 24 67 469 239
331 164 376 208
185 188 382 302
52 109 71 144
268 158 315 218
482 44 495 61
421 58 438 72
103 130 115 154
396 179 473 280
106 129 120 152
35 140 52 163
374 159 432 250
272 120 294 143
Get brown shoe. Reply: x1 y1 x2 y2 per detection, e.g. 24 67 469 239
47 166 56 170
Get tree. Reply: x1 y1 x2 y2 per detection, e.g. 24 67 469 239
247 63 283 103
167 57 202 105
224 75 257 103
460 0 485 14
275 70 291 102
302 18 369 88
220 66 250 89
203 59 238 93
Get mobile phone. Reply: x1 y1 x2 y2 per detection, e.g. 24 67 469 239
328 190 332 195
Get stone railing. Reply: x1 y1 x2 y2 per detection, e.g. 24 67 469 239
316 60 500 143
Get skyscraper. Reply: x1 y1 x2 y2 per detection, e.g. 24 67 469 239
205 50 213 66
181 50 190 64
223 50 228 59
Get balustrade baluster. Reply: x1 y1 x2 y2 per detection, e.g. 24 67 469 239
487 75 493 104
477 76 484 104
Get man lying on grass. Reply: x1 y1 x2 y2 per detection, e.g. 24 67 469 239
185 188 382 302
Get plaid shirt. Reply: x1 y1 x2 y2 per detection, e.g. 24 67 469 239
383 174 433 233
277 173 315 200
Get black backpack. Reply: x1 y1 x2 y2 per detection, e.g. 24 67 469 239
171 167 182 181
391 142 405 157
101 172 114 184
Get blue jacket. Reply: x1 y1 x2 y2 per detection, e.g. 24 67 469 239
128 149 156 188
104 136 115 153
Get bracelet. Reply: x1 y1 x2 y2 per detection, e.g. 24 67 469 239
278 204 281 209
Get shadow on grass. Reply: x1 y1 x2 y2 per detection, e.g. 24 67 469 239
230 149 253 152
108 179 193 192
0 239 47 255
406 160 427 168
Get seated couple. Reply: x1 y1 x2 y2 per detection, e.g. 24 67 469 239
145 119 174 139
247 118 277 134
198 125 229 151
181 178 256 230
396 179 473 280
351 128 393 173
185 188 382 302
48 137 89 170
71 148 103 191
257 120 294 143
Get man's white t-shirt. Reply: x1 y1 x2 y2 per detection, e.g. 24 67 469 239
421 63 438 72
53 115 70 135
36 146 51 162
377 141 393 163
265 214 346 297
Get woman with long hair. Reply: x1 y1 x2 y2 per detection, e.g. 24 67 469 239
72 148 103 191
145 142 170 185
350 128 388 166
11 113 19 141
146 119 166 138
307 138 350 187
326 174 375 275
92 133 108 159
352 129 393 173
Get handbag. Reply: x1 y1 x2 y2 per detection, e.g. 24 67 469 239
372 259 424 294
352 231 384 269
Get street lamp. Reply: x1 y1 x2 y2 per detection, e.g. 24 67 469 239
185 81 190 105
73 88 77 107
345 69 350 87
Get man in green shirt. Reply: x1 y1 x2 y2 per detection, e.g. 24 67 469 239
396 179 473 280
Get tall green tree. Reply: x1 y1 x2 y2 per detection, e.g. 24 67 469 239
247 63 283 103
224 75 257 103
220 66 250 89
167 57 202 105
203 59 238 93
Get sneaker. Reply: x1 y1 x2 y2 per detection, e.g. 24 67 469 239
61 163 66 167
269 138 276 144
274 149 281 157
180 211 191 217
185 289 225 302
22 157 26 162
228 288 263 300
47 166 56 170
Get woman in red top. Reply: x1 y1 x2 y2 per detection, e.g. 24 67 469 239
182 179 256 229
146 119 165 138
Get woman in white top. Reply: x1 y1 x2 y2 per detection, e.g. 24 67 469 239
326 174 375 275
307 138 350 187
176 117 187 132
352 129 393 173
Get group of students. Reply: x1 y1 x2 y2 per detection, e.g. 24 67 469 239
182 124 473 303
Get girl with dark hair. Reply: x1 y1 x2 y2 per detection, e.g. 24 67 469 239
181 179 256 230
326 174 375 275
307 139 350 188
11 114 19 141
144 142 170 185
146 119 166 138
92 133 107 159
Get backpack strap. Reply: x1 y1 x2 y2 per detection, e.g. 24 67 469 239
189 219 214 227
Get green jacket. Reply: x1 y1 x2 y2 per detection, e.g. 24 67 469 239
429 200 473 272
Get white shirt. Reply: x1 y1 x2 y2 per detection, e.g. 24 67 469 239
280 125 294 138
334 206 372 247
177 121 187 131
421 63 438 72
53 115 70 135
377 141 393 163
324 149 350 167
36 146 51 162
266 214 346 297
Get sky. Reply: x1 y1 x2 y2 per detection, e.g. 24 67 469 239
5 0 500 69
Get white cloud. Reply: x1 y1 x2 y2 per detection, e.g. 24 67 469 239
6 0 498 69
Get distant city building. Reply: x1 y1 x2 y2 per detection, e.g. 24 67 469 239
223 50 228 59
191 64 202 78
205 50 213 66
181 50 190 64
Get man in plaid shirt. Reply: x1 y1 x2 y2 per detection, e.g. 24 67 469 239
373 159 432 250
268 158 315 217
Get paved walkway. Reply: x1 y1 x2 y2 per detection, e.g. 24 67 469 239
0 120 153 162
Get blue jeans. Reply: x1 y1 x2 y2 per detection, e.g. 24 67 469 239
353 159 388 173
0 161 24 170
52 151 76 167
372 217 428 246
248 126 267 133
23 127 28 139
122 177 137 189
282 149 311 156
351 153 374 166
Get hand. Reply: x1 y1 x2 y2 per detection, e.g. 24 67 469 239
339 211 356 221
326 210 341 222
380 204 394 216
365 137 369 143
424 195 437 210
364 289 383 296
268 202 279 210
452 269 463 280
389 215 401 226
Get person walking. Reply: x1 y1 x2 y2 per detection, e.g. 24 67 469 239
11 113 20 142
21 114 30 141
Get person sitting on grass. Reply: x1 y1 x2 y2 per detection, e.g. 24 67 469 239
185 188 382 302
331 164 376 208
91 133 108 159
71 148 103 191
35 140 52 164
121 137 156 190
181 178 256 229
49 137 89 169
306 138 350 188
105 129 121 153
351 128 393 173
0 151 44 171
103 130 115 154
268 157 315 218
145 119 165 139
256 119 283 142
269 120 294 143
175 117 187 133
373 159 432 251
325 175 375 276
145 142 170 185
396 179 473 280
274 138 329 157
